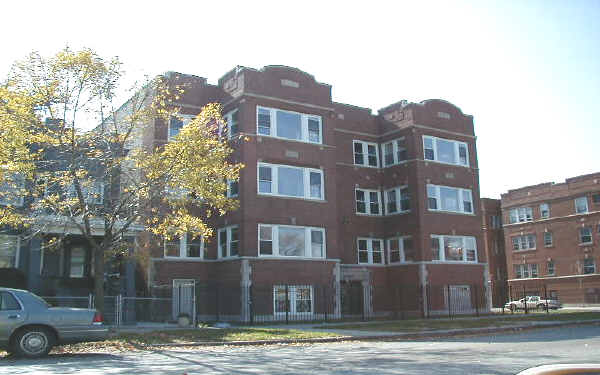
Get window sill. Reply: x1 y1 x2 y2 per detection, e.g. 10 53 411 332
256 134 323 147
431 260 478 264
544 245 554 249
163 257 206 262
356 212 383 217
352 164 380 169
428 210 475 216
422 159 470 169
258 255 327 261
257 193 326 203
384 211 411 216
383 161 410 168
513 249 536 253
579 242 594 246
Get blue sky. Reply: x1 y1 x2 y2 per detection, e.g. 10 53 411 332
1 0 598 198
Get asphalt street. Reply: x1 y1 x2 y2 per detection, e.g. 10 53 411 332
2 325 599 375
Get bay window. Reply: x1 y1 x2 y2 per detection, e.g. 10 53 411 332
355 189 381 215
257 163 323 200
430 235 477 263
357 238 384 264
575 197 589 214
514 263 538 279
256 106 322 144
258 224 325 258
353 140 379 167
225 109 239 138
423 135 469 167
388 236 414 263
427 184 473 214
382 138 407 166
384 186 410 214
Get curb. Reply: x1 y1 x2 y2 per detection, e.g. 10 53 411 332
149 319 600 348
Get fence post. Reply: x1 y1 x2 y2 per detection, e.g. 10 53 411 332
523 284 528 314
192 284 197 328
544 285 549 314
474 284 479 317
426 284 431 319
361 283 365 322
447 285 452 319
249 284 254 325
88 293 93 309
323 285 328 323
398 285 405 320
285 285 289 325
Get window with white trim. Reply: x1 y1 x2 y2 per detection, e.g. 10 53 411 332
583 258 596 274
257 163 323 200
544 232 553 247
256 106 322 144
512 234 536 251
168 114 194 141
430 235 477 262
353 140 379 167
273 285 313 315
547 261 555 276
218 226 239 258
355 188 381 215
357 238 384 264
388 236 414 263
227 180 239 198
67 180 104 205
0 235 19 268
224 109 239 138
0 173 24 207
384 186 410 214
580 227 592 244
575 197 589 214
423 135 469 166
258 224 325 258
427 184 473 214
164 234 206 259
514 263 538 279
539 203 550 219
509 207 533 224
382 138 407 167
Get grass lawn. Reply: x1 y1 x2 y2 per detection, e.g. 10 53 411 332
317 311 600 332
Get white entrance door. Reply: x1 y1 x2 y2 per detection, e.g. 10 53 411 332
172 279 195 320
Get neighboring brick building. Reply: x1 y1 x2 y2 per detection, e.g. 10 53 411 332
137 66 489 320
480 198 507 306
501 173 600 304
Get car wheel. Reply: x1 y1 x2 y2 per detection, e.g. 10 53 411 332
13 327 54 358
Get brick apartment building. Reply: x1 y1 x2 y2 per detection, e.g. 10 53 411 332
127 65 489 320
501 173 600 304
480 198 507 306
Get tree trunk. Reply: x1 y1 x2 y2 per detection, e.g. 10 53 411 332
94 246 105 314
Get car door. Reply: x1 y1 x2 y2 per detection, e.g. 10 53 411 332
0 291 26 346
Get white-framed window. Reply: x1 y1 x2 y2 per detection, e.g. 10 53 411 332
0 235 20 268
544 232 553 247
512 234 536 251
353 140 379 167
575 197 589 214
430 235 477 263
580 227 593 244
547 261 555 276
384 186 410 215
168 114 194 141
422 135 469 167
256 106 322 144
227 179 239 198
67 180 104 205
355 188 381 215
0 173 25 207
509 207 533 224
427 184 473 214
258 224 325 258
224 108 239 138
388 236 414 263
514 263 538 279
164 234 206 259
357 238 384 264
382 138 407 167
540 203 550 219
273 285 313 315
69 246 86 278
583 258 596 274
257 162 323 200
218 226 239 258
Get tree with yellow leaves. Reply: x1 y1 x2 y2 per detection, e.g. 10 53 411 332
2 48 242 313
